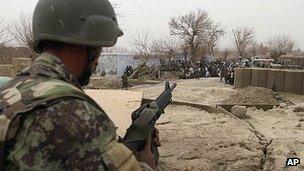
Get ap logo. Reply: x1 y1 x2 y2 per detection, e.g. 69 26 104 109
286 158 300 166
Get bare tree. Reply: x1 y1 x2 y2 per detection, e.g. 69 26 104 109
129 29 154 64
258 43 271 56
169 9 212 61
267 34 294 61
150 39 168 59
232 27 255 58
0 18 11 48
247 42 271 58
218 48 234 60
151 38 179 61
247 41 259 57
10 13 35 59
204 23 225 56
223 48 232 59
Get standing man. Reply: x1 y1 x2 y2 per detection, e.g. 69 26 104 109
221 64 228 83
0 0 156 170
121 72 129 90
219 64 224 82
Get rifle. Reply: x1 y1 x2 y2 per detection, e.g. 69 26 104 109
122 81 177 164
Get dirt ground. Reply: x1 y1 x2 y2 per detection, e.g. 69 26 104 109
85 90 143 136
246 107 304 171
86 77 304 170
130 78 304 171
156 105 262 171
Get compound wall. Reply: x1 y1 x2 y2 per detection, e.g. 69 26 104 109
0 58 32 77
0 65 15 77
234 68 304 95
98 53 160 77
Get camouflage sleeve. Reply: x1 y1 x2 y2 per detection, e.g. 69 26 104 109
6 98 120 170
139 162 154 171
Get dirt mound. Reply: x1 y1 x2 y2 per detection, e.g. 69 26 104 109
222 86 278 105
87 77 122 89
134 78 237 106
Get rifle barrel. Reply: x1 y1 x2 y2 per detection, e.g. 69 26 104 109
171 83 177 91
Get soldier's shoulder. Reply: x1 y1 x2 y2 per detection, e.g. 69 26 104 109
0 77 108 143
6 97 117 170
0 77 86 107
35 97 115 131
20 97 116 146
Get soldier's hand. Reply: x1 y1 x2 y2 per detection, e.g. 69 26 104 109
152 128 161 147
134 135 156 170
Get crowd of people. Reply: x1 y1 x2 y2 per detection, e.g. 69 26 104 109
122 59 238 85
160 59 237 85
122 57 288 87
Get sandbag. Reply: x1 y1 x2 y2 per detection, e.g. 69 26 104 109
242 68 252 88
275 70 285 92
267 69 277 90
251 68 259 87
284 70 293 93
234 68 243 88
292 70 303 94
258 68 268 88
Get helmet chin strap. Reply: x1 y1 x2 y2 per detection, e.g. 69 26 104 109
77 48 100 86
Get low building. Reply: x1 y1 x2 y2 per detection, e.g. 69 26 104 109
97 53 160 77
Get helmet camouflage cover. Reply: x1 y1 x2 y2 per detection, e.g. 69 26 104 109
33 0 123 53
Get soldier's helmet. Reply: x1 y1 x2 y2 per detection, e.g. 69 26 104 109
32 0 123 53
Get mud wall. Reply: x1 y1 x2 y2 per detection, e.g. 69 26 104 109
234 68 304 95
0 65 15 77
0 58 32 77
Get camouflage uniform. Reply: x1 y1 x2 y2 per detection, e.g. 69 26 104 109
1 53 148 170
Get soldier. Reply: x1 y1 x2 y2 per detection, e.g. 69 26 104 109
0 0 156 170
195 67 201 80
220 64 228 83
121 72 129 90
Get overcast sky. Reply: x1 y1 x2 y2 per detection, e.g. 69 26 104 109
1 0 304 49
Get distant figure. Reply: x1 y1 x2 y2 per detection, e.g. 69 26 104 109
219 66 224 82
121 72 129 90
222 66 228 83
205 67 210 77
195 67 201 79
